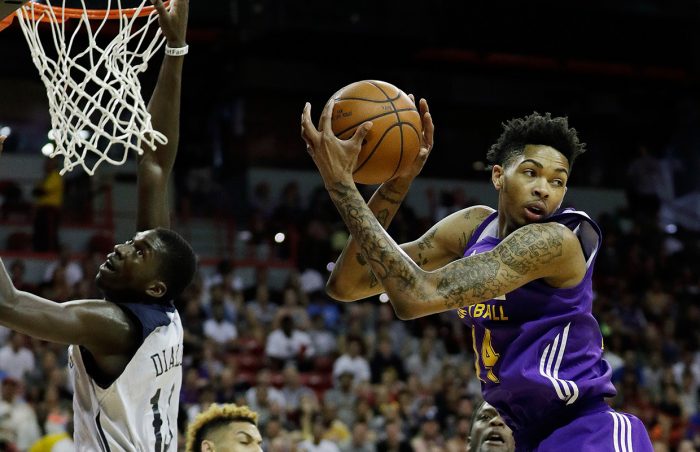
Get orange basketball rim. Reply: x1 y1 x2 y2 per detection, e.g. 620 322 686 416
0 0 170 32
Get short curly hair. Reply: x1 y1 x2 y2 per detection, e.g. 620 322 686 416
486 112 586 170
186 404 259 452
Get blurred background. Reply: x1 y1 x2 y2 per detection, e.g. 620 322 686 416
0 1 700 450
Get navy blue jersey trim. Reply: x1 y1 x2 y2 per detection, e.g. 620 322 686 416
95 411 112 452
119 302 175 343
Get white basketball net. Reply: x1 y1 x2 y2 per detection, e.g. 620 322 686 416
16 0 168 175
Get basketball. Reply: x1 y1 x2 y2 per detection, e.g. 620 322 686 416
330 80 422 185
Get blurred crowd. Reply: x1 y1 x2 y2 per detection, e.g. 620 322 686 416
0 173 698 452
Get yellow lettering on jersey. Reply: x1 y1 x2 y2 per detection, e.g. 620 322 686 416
465 303 509 321
471 326 485 383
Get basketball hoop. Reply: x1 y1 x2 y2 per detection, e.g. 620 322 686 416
7 1 171 175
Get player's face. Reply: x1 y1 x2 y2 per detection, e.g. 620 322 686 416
493 145 569 234
202 422 263 452
468 402 515 452
95 229 166 296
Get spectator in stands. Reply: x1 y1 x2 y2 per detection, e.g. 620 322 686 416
445 415 470 452
265 314 315 370
340 420 375 452
280 364 316 421
324 371 357 428
280 286 310 331
410 408 445 452
0 377 41 450
203 301 238 346
31 157 63 252
0 332 36 381
245 369 286 426
376 420 411 452
42 246 83 289
405 337 443 388
298 413 341 452
308 313 337 358
332 336 370 387
247 283 278 331
370 337 406 385
9 260 35 294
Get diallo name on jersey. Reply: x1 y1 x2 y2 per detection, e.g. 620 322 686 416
150 344 183 377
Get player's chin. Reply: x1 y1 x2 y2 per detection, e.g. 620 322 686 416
480 442 512 452
95 269 115 289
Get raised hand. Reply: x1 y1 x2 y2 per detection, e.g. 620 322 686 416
394 96 435 180
301 100 373 187
151 0 188 47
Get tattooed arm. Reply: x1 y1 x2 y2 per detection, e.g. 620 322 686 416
324 97 440 301
327 177 413 301
328 200 494 301
326 182 586 319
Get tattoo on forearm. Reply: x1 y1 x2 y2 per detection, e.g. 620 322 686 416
377 186 403 205
328 182 427 299
356 253 367 266
368 272 379 288
376 209 389 227
436 255 503 309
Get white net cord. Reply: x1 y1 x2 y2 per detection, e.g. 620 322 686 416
16 0 168 175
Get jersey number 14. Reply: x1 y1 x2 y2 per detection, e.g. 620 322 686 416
472 327 500 383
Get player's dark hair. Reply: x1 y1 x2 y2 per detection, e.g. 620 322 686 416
155 227 197 301
486 112 586 170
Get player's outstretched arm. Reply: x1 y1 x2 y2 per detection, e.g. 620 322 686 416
137 0 188 231
0 257 138 355
302 100 586 319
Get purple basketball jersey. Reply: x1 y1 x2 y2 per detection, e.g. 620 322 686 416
459 208 618 446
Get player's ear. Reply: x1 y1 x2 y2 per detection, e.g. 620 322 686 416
492 165 504 191
200 440 215 452
145 280 167 298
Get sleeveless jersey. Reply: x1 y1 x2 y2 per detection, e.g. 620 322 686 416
69 303 183 451
458 208 616 444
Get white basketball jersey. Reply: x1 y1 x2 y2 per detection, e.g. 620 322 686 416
68 304 183 451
